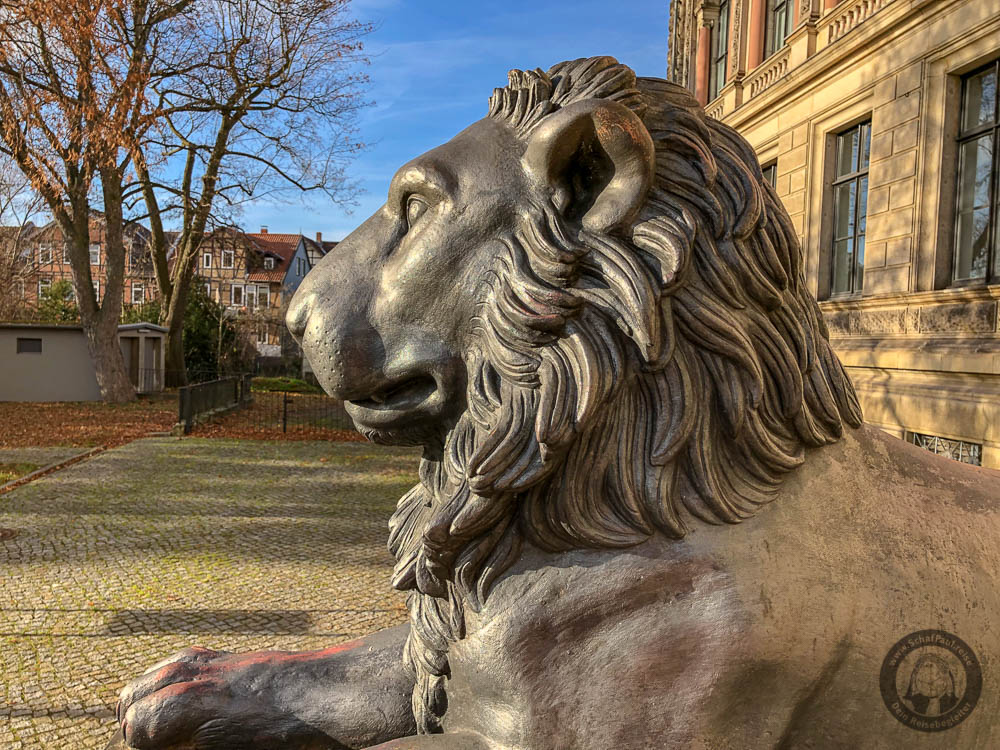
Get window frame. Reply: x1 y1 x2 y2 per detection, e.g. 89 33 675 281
89 243 101 266
952 58 1000 286
907 431 982 466
16 337 43 354
221 249 235 269
829 121 872 297
708 0 730 103
38 277 51 297
231 283 245 306
763 0 793 61
203 252 212 269
263 256 275 270
38 243 53 265
761 161 778 188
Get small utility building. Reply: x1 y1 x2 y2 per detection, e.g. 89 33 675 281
1 322 166 402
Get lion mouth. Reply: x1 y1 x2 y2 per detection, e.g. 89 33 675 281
347 375 438 416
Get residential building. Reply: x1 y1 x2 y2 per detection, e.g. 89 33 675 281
11 216 155 308
667 0 1000 468
195 227 328 356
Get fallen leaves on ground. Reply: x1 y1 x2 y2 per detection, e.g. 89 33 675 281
189 392 365 443
0 396 177 448
191 422 366 443
0 393 366 450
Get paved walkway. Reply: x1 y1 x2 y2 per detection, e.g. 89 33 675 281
0 447 86 469
0 438 417 749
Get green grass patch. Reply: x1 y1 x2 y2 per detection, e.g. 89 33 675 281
0 462 41 483
251 376 324 394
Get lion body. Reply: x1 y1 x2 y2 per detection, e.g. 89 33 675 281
439 425 1000 749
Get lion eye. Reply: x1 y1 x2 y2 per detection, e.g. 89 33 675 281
405 196 429 229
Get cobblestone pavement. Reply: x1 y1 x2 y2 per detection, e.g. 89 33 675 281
0 438 418 749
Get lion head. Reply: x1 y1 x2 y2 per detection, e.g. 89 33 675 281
287 56 862 732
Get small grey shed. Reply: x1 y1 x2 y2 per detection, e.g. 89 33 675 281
1 322 167 402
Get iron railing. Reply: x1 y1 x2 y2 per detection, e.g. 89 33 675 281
188 388 355 437
177 374 252 433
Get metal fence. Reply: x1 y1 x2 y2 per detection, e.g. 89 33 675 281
207 390 356 435
136 368 243 394
177 374 252 433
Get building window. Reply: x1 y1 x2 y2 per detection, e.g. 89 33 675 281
16 338 42 354
221 249 235 269
954 60 999 284
257 326 268 344
38 277 51 296
908 432 982 466
264 256 275 270
131 283 144 304
94 279 100 299
231 283 244 306
38 243 53 264
245 284 270 309
90 244 100 265
203 281 212 298
830 121 871 295
63 245 70 263
761 161 777 188
709 0 729 102
203 252 212 269
763 0 793 60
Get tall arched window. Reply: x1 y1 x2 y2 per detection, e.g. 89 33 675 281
831 121 871 296
709 0 729 101
764 0 793 59
954 60 999 284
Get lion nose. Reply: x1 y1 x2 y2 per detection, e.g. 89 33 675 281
286 289 315 341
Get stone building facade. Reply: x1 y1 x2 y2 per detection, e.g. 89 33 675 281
667 0 1000 468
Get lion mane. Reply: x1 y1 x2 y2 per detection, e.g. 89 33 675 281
386 56 862 733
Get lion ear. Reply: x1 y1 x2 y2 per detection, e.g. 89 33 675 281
522 98 655 234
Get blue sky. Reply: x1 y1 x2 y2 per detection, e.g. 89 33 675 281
246 0 670 241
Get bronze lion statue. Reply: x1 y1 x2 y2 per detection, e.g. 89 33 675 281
114 57 1000 749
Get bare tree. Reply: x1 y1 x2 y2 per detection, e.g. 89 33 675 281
0 159 44 320
133 0 370 384
0 1 194 401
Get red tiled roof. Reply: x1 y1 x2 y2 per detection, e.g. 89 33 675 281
246 232 301 279
247 270 285 283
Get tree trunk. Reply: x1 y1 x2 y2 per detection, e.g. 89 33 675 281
87 170 135 403
163 255 194 386
82 305 135 403
164 307 186 387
